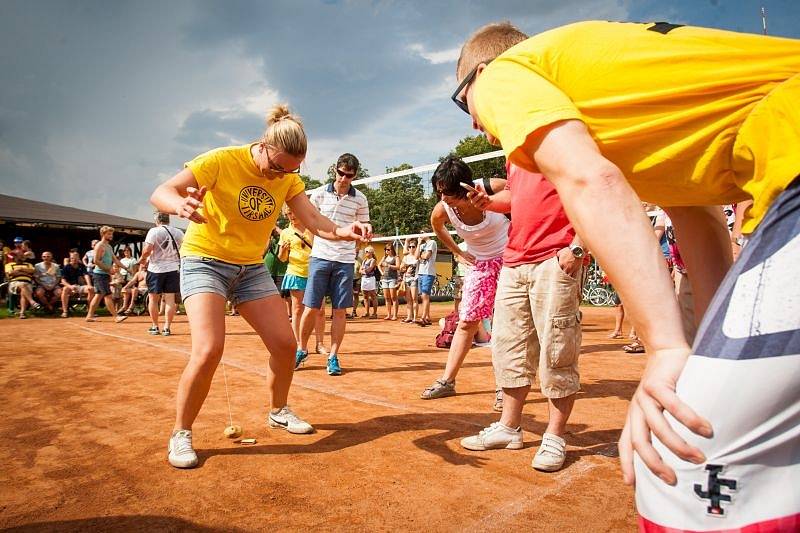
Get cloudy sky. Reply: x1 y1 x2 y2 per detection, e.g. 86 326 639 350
2 0 799 222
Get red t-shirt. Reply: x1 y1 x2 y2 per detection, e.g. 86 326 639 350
503 163 574 266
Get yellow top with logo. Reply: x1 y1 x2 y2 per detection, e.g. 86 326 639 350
474 21 800 232
279 225 314 277
182 144 305 264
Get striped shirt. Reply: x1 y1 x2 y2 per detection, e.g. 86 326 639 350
309 183 370 263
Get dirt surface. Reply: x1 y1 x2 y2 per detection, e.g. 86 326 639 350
0 304 642 532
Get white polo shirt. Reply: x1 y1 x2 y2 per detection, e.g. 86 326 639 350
309 183 370 263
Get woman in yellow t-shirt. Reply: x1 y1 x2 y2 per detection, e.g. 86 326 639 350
151 104 371 469
278 205 327 356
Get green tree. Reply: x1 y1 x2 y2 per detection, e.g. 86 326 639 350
300 174 323 191
449 134 506 180
363 163 436 237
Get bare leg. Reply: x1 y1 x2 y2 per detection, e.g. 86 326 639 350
174 293 226 430
383 287 392 318
441 320 479 382
61 286 72 314
163 293 177 329
499 385 531 429
544 394 576 437
314 309 325 348
148 293 162 328
298 305 319 352
103 294 118 317
610 304 624 337
86 292 102 319
238 296 296 410
329 308 347 355
289 290 305 348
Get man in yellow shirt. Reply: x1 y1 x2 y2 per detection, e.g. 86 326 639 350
454 21 800 530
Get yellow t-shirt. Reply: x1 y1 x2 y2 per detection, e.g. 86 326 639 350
279 225 314 277
181 144 305 264
474 21 800 230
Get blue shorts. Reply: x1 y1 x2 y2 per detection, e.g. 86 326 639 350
418 274 435 295
180 257 278 305
281 274 307 291
303 257 353 309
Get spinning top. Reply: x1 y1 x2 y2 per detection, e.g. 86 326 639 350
223 425 243 439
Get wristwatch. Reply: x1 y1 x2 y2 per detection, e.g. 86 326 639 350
568 244 585 258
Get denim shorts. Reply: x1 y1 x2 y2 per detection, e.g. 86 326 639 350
418 274 435 295
180 257 278 305
303 257 353 309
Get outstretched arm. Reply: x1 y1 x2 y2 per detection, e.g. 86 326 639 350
286 192 372 242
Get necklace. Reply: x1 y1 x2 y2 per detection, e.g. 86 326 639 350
453 204 485 225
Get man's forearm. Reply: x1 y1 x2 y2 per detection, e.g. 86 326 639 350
486 189 511 214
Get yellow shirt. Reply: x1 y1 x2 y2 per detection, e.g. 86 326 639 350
181 144 305 264
474 21 800 230
279 225 314 277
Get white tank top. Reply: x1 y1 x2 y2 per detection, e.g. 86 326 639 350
441 201 509 260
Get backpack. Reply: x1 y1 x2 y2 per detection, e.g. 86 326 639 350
435 311 460 349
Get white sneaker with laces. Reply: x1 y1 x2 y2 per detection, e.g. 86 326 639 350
268 405 314 434
460 422 523 451
532 432 567 472
168 429 198 469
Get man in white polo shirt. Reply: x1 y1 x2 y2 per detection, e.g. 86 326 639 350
297 153 371 375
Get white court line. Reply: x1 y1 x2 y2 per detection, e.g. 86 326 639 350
468 459 602 529
74 325 486 426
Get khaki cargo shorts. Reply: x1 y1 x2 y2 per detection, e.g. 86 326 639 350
492 257 582 398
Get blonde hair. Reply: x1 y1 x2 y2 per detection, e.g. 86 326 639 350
99 225 115 236
364 246 375 255
264 104 307 157
457 21 528 80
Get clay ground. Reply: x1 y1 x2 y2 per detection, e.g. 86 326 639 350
0 304 643 532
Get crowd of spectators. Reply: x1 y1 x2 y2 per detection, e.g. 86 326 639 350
2 214 184 324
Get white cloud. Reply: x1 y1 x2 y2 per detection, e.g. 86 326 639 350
408 43 460 65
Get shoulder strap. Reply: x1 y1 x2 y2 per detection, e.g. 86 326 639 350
481 177 494 196
162 226 180 254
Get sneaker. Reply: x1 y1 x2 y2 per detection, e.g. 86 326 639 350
461 422 523 451
532 432 567 472
161 328 171 336
167 429 198 468
492 389 504 412
268 405 314 434
294 349 308 369
473 340 492 348
148 325 160 335
326 354 342 376
420 379 456 399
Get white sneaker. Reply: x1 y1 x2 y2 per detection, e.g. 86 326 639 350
167 429 198 469
532 432 567 472
268 405 314 434
460 422 523 451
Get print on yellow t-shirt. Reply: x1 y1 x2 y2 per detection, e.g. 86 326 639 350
181 144 305 264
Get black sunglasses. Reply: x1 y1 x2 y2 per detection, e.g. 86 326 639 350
336 168 356 179
451 64 480 115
